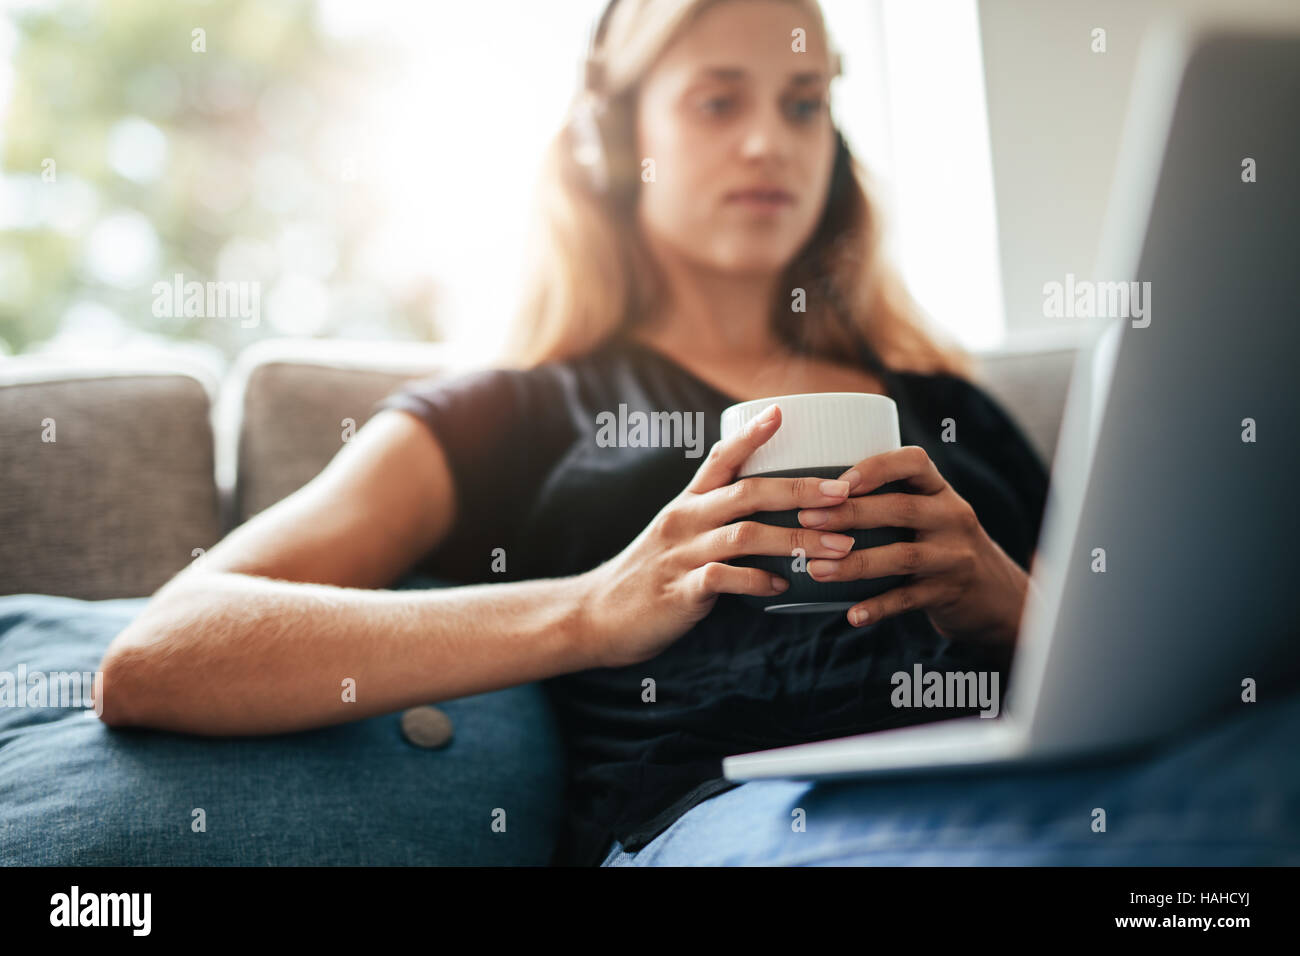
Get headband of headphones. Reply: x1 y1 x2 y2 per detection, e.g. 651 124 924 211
584 0 843 96
583 0 623 94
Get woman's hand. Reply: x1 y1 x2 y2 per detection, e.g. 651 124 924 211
795 445 1030 646
578 404 859 669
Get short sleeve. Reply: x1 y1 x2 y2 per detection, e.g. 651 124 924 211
372 366 578 578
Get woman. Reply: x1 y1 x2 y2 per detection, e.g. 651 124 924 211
91 0 1198 867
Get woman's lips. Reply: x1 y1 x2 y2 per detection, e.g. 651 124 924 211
725 188 795 210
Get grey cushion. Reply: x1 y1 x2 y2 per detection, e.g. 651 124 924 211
973 347 1079 466
0 368 221 600
227 340 463 525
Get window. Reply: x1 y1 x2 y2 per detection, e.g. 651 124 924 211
0 0 1005 358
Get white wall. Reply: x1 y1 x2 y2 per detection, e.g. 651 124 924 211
977 0 1298 351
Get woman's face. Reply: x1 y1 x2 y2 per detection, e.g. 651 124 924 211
634 0 836 277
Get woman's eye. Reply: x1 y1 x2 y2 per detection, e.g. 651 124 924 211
698 96 735 116
786 97 826 122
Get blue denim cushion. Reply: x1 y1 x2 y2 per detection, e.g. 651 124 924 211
0 577 566 865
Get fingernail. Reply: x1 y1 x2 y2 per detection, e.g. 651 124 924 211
842 469 862 493
799 509 828 528
770 576 788 592
849 608 869 626
808 559 836 578
747 404 779 436
820 533 854 553
819 479 849 498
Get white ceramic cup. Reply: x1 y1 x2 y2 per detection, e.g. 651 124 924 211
720 392 910 614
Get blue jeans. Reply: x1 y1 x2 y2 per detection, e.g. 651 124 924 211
601 688 1300 865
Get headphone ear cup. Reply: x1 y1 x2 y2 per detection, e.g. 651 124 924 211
570 93 639 202
600 96 638 202
570 96 610 194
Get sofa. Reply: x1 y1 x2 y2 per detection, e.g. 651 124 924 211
0 337 1079 866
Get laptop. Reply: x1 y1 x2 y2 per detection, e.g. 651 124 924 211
723 19 1300 783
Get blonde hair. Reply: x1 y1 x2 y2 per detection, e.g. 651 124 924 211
499 0 975 380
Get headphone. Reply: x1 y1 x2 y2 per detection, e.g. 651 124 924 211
570 0 853 202
568 0 637 200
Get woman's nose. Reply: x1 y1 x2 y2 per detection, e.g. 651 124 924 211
737 104 794 162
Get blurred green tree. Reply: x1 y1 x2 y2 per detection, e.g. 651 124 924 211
0 0 442 358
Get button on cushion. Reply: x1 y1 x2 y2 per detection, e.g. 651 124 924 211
401 705 455 749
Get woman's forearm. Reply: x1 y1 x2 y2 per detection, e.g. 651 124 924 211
97 571 597 735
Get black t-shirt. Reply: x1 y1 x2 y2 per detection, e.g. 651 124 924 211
373 333 1051 867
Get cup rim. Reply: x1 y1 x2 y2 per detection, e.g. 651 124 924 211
721 391 898 415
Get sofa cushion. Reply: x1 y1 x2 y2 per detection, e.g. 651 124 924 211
225 339 467 526
0 365 222 600
0 578 567 865
972 346 1078 466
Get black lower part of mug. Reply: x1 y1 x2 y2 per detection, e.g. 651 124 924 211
726 467 915 614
